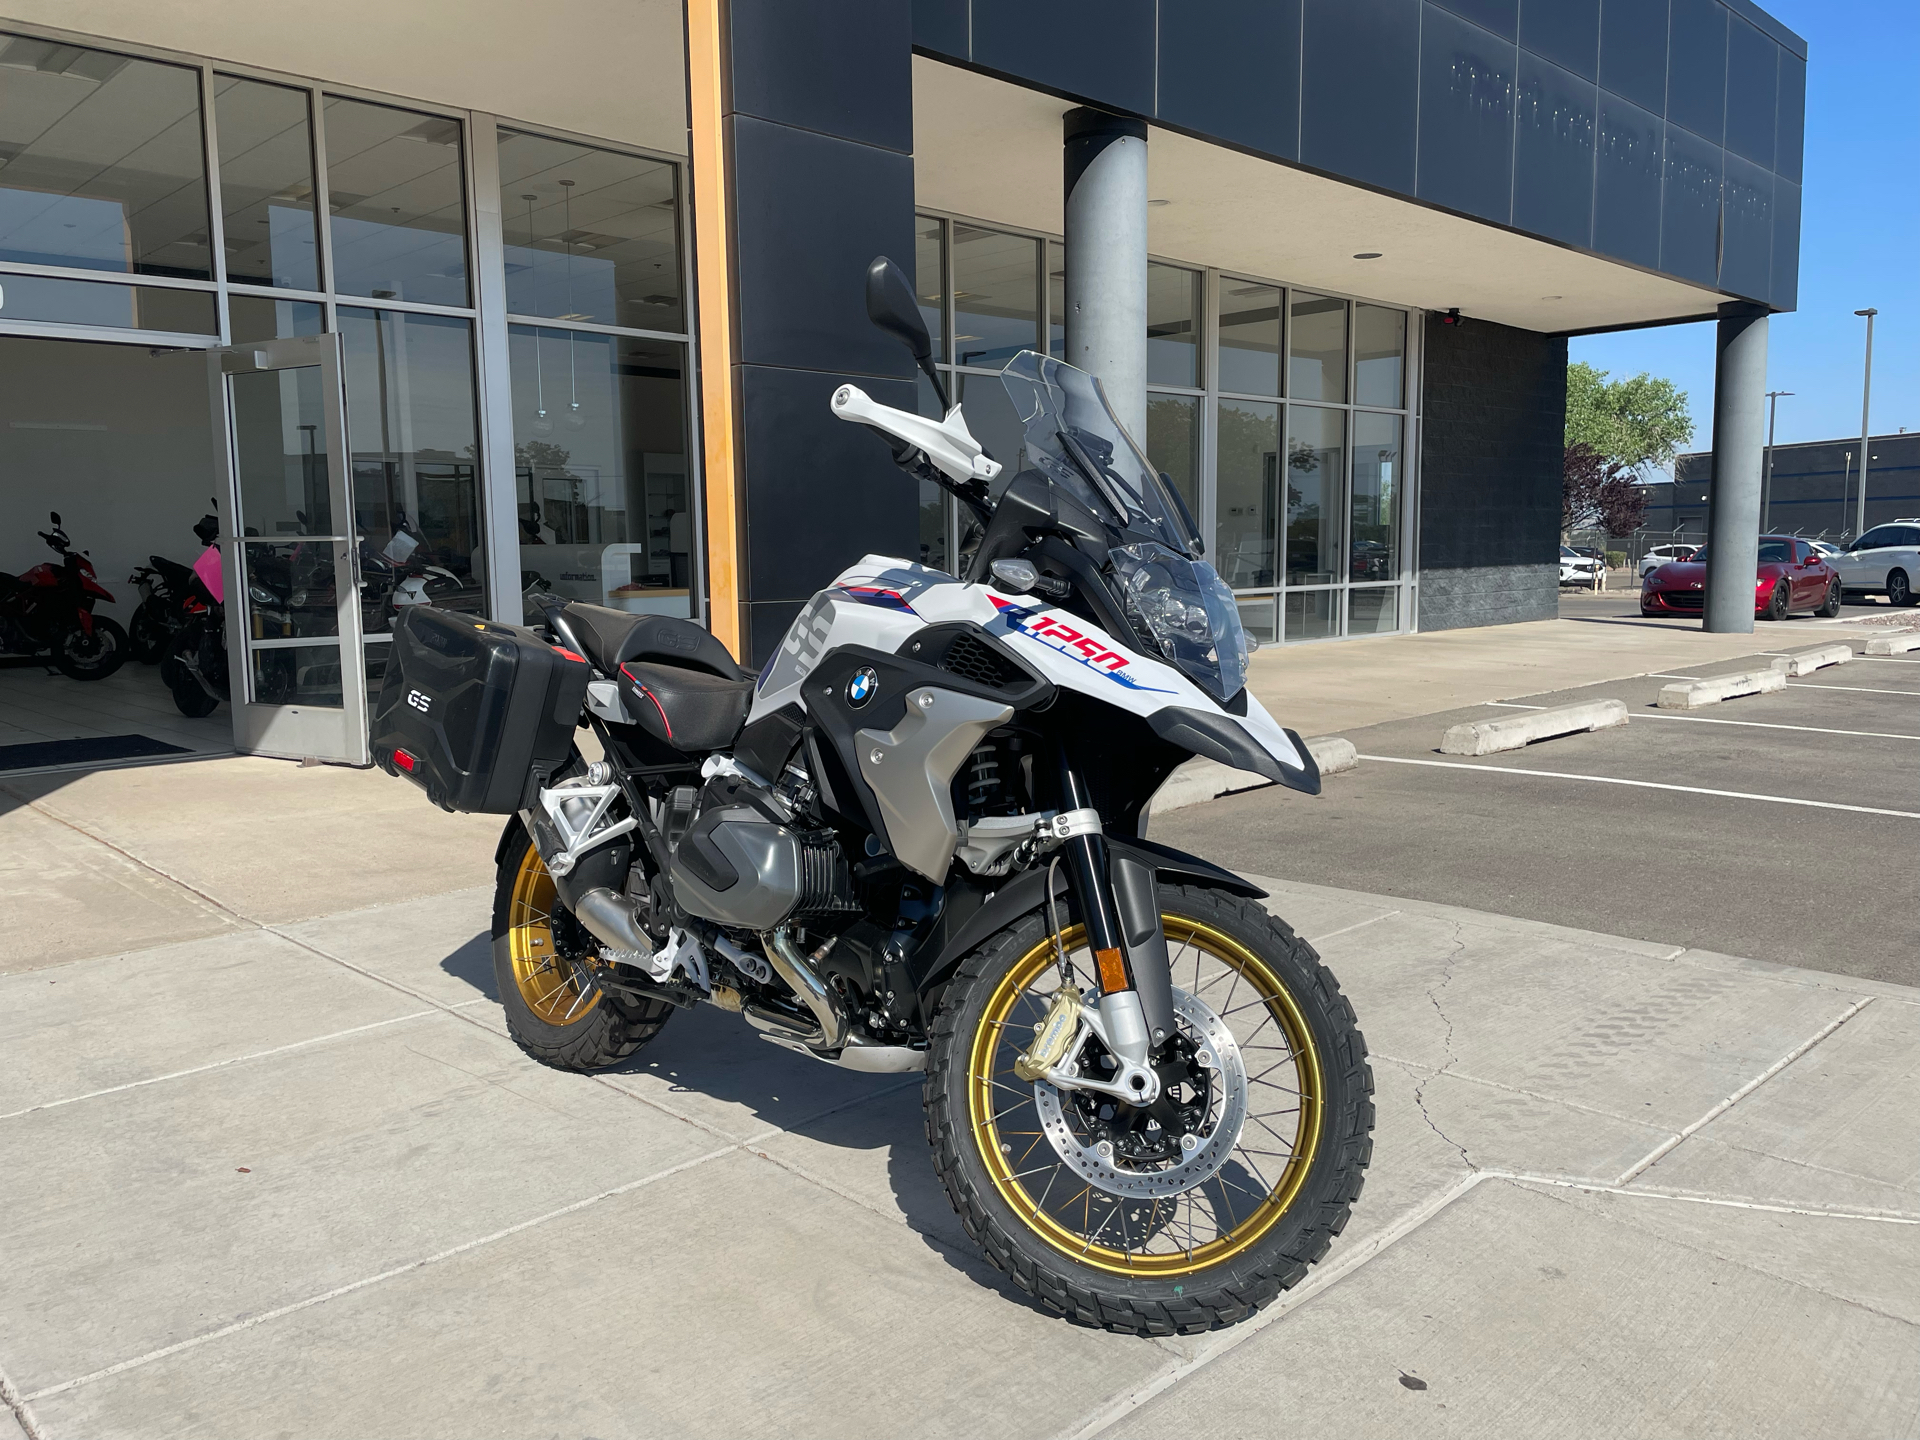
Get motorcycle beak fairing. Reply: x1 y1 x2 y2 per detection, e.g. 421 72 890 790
372 253 1371 1338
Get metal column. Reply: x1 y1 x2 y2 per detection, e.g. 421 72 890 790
1703 303 1769 634
1062 108 1148 443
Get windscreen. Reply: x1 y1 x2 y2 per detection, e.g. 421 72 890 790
1000 351 1197 555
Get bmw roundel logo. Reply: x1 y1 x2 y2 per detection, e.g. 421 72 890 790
846 666 879 707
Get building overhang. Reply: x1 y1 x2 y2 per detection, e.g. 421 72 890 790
913 58 1730 338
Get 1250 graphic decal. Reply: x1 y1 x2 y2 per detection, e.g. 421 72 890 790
988 597 1174 693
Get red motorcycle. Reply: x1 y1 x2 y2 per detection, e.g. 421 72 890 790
0 511 129 680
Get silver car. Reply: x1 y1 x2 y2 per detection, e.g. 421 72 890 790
1834 522 1920 607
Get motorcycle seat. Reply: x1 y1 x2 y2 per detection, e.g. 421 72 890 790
559 602 747 681
616 660 753 754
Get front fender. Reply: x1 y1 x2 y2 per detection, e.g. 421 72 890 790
1147 706 1321 796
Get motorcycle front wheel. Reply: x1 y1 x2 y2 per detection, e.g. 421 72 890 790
55 617 128 681
129 604 172 664
926 883 1373 1335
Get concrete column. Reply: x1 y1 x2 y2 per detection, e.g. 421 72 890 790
1703 303 1770 634
1063 108 1148 443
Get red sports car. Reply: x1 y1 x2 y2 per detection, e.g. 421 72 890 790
1641 536 1842 620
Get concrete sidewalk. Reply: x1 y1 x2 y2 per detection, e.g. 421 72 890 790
2 810 1913 1437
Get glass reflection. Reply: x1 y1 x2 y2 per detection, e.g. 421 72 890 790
1046 241 1065 355
1284 589 1337 642
913 214 945 361
952 224 1037 369
214 77 320 291
1348 587 1399 635
0 275 215 333
251 643 344 706
509 326 691 619
339 306 485 628
1289 291 1348 402
1146 393 1200 517
499 129 682 333
1285 405 1343 585
1237 596 1276 646
1353 304 1406 408
1218 281 1281 396
1351 412 1401 581
956 370 1028 571
229 365 333 538
1147 263 1201 387
325 98 467 307
229 295 324 343
1215 399 1279 589
0 35 211 279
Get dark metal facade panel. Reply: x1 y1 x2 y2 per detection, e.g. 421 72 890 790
1665 0 1728 144
738 364 921 611
970 0 1156 116
1513 50 1597 249
1416 3 1517 224
910 0 1804 309
731 0 915 153
1299 0 1420 195
1156 0 1302 162
730 115 917 376
1594 92 1664 271
1518 0 1599 82
1770 177 1799 311
1718 150 1773 302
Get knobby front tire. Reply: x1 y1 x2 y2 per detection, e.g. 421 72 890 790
924 883 1374 1335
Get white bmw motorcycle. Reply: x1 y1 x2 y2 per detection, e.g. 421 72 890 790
376 257 1373 1334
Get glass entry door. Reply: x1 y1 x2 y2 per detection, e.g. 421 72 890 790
211 334 369 764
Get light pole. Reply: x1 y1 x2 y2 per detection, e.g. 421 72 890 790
1763 390 1792 529
1854 308 1877 538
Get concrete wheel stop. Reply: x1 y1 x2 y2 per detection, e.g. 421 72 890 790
1439 700 1628 756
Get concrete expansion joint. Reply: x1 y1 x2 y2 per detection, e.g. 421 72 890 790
0 1363 46 1440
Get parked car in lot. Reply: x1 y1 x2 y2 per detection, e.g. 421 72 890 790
1639 543 1698 577
1806 539 1843 562
1833 521 1920 606
1560 545 1602 586
1641 536 1841 620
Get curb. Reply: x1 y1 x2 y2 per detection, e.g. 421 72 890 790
1439 700 1627 756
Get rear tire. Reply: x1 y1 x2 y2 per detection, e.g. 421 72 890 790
492 822 673 1072
169 671 219 717
1763 580 1790 621
1818 579 1843 618
925 884 1373 1335
1889 569 1914 607
54 618 127 680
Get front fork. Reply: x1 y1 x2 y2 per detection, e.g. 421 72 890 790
1054 757 1177 1070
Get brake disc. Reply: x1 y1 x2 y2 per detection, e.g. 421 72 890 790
1032 987 1248 1199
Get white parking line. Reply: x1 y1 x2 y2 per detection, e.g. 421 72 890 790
1786 682 1920 696
1484 702 1919 741
1646 673 1701 680
1355 754 1920 818
1857 656 1920 664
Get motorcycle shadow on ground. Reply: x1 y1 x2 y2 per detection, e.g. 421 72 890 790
433 934 1060 1322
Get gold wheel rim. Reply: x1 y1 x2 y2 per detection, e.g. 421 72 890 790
966 916 1324 1277
506 843 602 1026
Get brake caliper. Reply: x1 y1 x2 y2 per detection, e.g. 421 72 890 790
1014 984 1084 1082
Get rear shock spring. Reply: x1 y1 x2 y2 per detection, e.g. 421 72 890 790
965 742 1001 819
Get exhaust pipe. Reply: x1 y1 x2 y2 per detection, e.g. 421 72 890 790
569 887 654 963
761 926 847 1051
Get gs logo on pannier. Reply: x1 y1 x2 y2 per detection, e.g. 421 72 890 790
406 688 432 713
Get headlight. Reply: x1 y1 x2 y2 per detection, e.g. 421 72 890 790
1110 542 1250 701
247 583 278 606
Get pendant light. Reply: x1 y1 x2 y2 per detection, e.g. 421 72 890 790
524 193 552 436
561 178 584 432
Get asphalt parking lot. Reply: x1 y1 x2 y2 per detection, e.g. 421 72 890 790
1155 633 1919 986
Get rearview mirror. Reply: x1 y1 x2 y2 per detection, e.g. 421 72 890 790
866 255 949 410
49 511 60 527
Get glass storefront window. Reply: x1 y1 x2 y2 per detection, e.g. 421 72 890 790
508 325 691 618
1147 262 1200 387
1289 291 1348 402
324 98 468 307
498 129 682 333
338 306 484 628
1285 404 1344 585
0 35 212 280
1285 589 1338 642
0 274 214 333
1350 412 1401 582
229 294 324 343
913 214 945 362
214 77 320 291
1237 596 1276 646
1354 303 1406 409
1146 392 1200 517
951 223 1037 369
1046 240 1065 356
1218 280 1281 397
1215 398 1279 589
1348 586 1399 635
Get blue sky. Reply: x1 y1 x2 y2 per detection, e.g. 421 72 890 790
1569 0 1918 470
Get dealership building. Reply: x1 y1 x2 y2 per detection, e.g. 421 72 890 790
0 0 1807 768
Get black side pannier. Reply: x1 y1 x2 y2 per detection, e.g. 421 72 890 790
372 606 590 813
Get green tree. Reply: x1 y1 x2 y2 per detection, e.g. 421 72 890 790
1565 362 1694 477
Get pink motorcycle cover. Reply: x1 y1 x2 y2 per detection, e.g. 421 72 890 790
192 543 224 603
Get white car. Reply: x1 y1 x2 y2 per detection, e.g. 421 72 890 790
1560 545 1602 586
1806 539 1843 562
1639 543 1698 577
1834 521 1920 607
